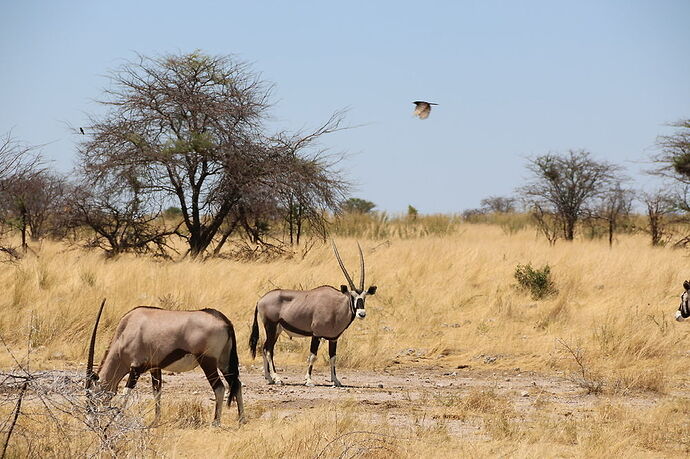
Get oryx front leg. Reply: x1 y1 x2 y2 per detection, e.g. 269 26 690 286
305 337 321 386
329 340 342 387
123 366 143 410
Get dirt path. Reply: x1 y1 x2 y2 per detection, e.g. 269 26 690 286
156 363 673 437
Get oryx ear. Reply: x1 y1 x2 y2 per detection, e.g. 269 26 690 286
367 285 377 295
684 280 690 290
341 285 349 294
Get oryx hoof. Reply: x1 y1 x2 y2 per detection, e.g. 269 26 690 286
305 380 315 387
331 380 343 388
268 378 283 385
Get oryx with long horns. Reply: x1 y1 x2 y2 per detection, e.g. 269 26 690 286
249 241 377 386
85 300 244 425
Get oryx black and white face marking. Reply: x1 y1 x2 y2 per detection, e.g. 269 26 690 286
341 285 378 320
676 280 690 322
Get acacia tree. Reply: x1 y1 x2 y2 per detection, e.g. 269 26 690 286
0 132 43 254
66 177 180 258
652 119 690 182
641 190 675 246
519 150 619 241
591 183 634 247
480 195 516 213
0 132 41 189
79 52 347 258
0 171 68 248
341 198 376 214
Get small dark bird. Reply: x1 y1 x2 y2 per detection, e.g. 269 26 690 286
412 101 438 120
79 127 85 135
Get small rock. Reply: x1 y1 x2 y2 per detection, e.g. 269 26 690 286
505 378 511 382
377 383 384 388
457 364 470 369
520 391 529 397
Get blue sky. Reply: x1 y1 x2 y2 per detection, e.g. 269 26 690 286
1 1 689 213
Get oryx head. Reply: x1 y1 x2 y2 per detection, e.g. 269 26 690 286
332 241 377 320
676 280 690 322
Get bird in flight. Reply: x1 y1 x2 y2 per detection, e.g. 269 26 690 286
79 127 85 135
412 101 438 119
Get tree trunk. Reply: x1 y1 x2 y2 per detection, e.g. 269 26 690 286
564 218 576 241
20 206 27 251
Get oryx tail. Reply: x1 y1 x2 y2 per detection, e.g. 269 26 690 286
249 305 259 359
226 321 241 408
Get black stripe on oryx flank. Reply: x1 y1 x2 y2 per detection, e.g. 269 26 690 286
278 319 312 336
276 319 345 341
157 349 193 369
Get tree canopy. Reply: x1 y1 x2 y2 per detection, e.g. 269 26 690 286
78 51 347 257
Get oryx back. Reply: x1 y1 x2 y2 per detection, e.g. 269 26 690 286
104 307 231 374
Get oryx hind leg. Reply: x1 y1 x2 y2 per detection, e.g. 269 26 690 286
262 321 282 385
305 336 320 386
198 355 225 426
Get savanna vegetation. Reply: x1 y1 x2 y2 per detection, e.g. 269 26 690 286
1 222 690 457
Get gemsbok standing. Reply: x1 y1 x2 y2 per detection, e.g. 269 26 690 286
85 300 244 425
249 241 377 387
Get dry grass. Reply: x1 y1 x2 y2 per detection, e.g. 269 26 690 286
1 223 690 457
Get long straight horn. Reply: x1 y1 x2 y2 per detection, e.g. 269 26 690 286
86 299 106 383
357 242 365 292
331 240 356 291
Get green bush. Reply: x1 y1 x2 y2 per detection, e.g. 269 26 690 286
514 263 558 300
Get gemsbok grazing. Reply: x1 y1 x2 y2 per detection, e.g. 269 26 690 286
675 280 690 322
85 300 244 425
249 241 377 387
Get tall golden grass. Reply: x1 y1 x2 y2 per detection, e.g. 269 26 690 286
1 222 689 456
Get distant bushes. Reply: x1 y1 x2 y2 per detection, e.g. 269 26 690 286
514 263 558 299
332 212 462 239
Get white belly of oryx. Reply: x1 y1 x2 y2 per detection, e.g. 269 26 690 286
163 354 199 372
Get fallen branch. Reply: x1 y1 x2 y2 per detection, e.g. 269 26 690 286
1 381 27 459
